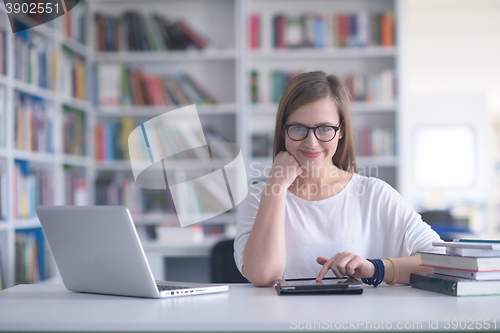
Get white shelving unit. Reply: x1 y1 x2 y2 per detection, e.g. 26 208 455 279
0 0 403 288
245 0 401 189
0 2 93 288
87 0 244 238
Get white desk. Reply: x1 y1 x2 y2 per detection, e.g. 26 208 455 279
1 283 499 332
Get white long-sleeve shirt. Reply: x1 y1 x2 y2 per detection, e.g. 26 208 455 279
234 173 441 279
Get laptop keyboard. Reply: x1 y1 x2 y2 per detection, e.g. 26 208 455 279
157 285 191 291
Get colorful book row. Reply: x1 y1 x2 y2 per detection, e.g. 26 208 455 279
13 160 54 220
0 247 4 290
14 21 58 91
95 11 207 52
249 11 395 50
63 165 87 206
95 118 231 161
356 127 396 157
98 65 218 107
15 227 51 285
14 91 54 153
61 47 86 101
0 26 7 76
0 85 6 148
345 70 397 103
95 173 175 215
0 166 7 220
63 106 86 156
95 117 136 161
61 0 87 45
250 69 396 104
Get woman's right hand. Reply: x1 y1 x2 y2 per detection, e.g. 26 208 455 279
267 151 303 188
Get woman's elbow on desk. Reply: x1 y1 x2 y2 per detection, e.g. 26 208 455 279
242 265 280 287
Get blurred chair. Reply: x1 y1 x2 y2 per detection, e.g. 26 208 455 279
419 210 469 242
210 239 248 283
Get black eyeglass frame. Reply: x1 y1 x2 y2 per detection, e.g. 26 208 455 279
283 122 342 142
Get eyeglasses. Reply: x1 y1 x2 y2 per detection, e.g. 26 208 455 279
284 123 341 142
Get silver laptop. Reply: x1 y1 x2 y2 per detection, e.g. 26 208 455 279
35 206 228 298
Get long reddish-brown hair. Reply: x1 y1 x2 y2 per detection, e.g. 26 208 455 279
272 71 357 173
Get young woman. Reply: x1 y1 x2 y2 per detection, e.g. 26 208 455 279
234 71 441 287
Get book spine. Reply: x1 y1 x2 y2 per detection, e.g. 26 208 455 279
174 20 207 49
0 246 4 289
15 227 49 284
13 161 53 219
381 11 394 46
410 273 458 296
0 170 8 220
63 107 86 156
250 70 259 103
14 92 53 153
249 13 260 50
0 27 3 75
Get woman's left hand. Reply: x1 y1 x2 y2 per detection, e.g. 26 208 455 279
316 252 375 281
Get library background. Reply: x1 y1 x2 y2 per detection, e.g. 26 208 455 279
0 0 499 289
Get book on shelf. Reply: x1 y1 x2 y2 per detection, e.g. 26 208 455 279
0 164 7 220
15 227 51 284
63 106 86 156
203 128 234 159
97 65 218 107
251 132 273 158
61 0 87 45
14 91 54 153
96 118 233 161
250 70 259 103
13 21 57 90
418 250 500 271
95 117 137 161
13 160 54 220
0 85 5 148
0 247 4 290
250 11 394 50
432 241 500 257
270 70 299 103
0 26 6 76
410 272 500 297
345 70 397 103
249 13 260 50
61 47 86 101
95 11 208 52
95 173 175 216
356 127 396 158
253 69 396 104
63 165 87 206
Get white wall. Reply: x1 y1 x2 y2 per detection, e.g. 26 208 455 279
402 0 500 233
406 0 500 112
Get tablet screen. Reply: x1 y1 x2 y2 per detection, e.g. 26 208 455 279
283 277 361 287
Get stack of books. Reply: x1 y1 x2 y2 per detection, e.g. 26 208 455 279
410 240 500 296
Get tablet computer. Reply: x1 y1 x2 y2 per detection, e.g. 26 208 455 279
275 277 363 295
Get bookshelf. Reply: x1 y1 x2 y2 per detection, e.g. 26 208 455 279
246 0 401 189
87 0 242 243
0 1 93 289
0 0 404 288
